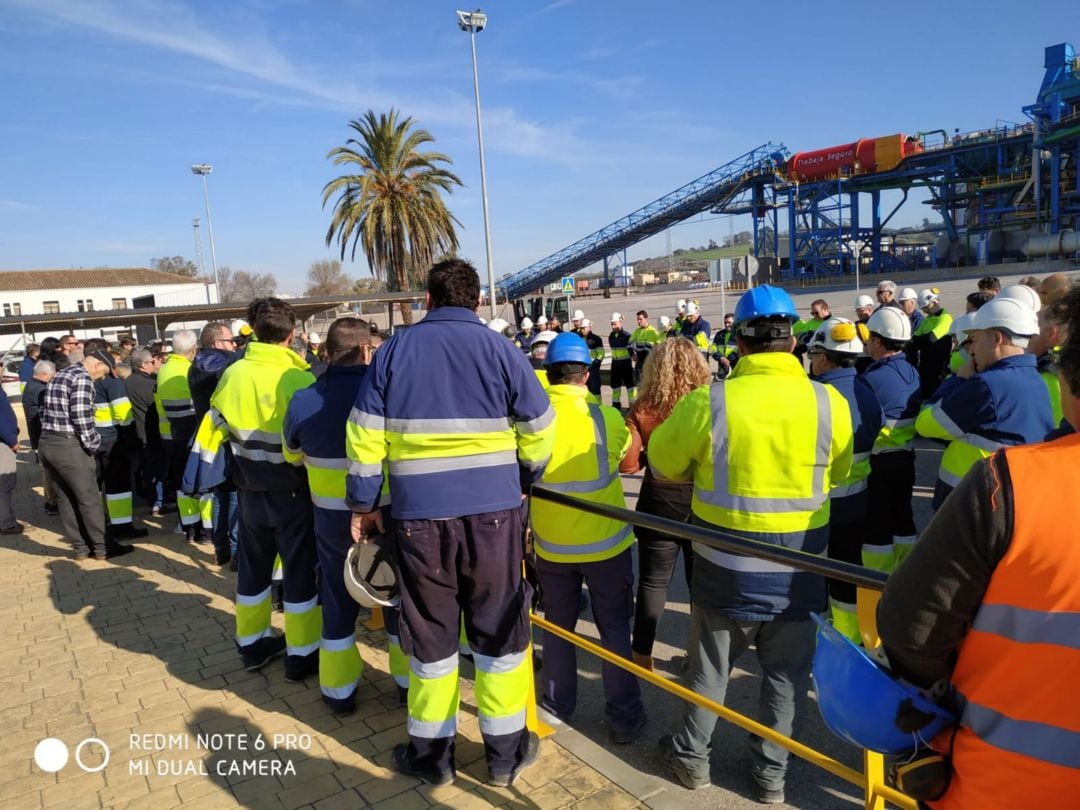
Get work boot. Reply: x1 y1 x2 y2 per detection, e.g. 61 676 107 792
488 731 540 787
241 634 286 672
610 713 647 746
658 735 710 790
284 655 319 683
187 526 211 545
93 544 135 562
391 744 455 787
112 525 149 540
631 651 655 672
215 547 232 566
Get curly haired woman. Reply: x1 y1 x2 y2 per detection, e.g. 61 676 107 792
620 337 712 671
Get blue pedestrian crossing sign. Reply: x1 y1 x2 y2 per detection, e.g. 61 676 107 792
560 276 575 295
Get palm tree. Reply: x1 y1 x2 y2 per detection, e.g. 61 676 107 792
323 109 463 323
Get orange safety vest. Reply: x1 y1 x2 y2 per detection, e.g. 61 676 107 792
931 433 1080 808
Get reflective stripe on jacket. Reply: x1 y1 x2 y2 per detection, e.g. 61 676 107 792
861 353 921 453
93 376 132 435
609 328 632 361
345 307 555 520
814 367 884 521
915 354 1053 508
283 363 389 538
648 352 853 619
155 354 195 441
931 435 1080 808
531 385 633 563
184 341 314 493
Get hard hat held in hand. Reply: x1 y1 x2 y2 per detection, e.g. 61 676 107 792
867 306 912 342
487 318 510 334
344 536 400 608
811 615 956 755
811 317 868 355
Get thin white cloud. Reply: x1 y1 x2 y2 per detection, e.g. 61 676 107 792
0 200 35 209
12 0 585 163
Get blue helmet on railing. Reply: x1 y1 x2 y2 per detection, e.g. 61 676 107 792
544 332 592 366
733 285 799 328
811 615 956 755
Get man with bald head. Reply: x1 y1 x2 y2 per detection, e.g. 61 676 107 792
1039 273 1073 307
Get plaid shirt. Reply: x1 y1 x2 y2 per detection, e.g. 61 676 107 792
42 363 100 453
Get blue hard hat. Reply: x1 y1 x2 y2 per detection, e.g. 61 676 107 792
733 285 798 326
544 332 592 366
811 615 956 755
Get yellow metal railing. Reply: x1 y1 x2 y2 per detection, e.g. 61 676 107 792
525 486 917 810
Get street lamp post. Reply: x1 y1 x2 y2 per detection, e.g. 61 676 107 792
846 238 867 293
191 164 220 302
457 9 497 319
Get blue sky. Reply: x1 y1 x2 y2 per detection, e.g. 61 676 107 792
0 1 1073 293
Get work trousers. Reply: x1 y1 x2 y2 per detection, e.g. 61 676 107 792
136 442 165 508
537 549 644 733
826 515 863 643
102 433 135 527
39 433 108 557
587 362 602 398
164 438 200 526
865 451 916 573
235 489 321 671
394 508 532 778
631 478 694 657
609 361 635 407
670 610 815 791
0 444 17 531
211 488 238 556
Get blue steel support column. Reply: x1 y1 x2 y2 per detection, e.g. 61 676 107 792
787 188 797 275
871 190 882 276
850 186 860 279
1050 144 1061 234
1033 145 1042 231
603 255 610 290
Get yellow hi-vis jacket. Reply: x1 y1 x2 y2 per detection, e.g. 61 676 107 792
154 354 195 441
650 352 853 536
531 385 634 563
186 342 315 493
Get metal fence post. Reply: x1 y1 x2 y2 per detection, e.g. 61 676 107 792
864 749 887 810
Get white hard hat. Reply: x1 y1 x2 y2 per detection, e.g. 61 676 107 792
610 312 623 323
969 296 1039 339
685 301 700 316
581 318 592 328
867 306 912 342
998 284 1042 313
809 317 866 355
344 539 400 608
950 312 976 340
898 288 918 302
536 315 548 326
854 295 875 309
520 317 533 330
676 299 687 313
531 330 559 346
917 288 940 310
572 309 585 321
487 318 510 333
308 332 321 345
231 319 252 337
659 315 671 328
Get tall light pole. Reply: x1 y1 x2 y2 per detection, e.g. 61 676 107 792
846 238 867 293
457 9 497 319
191 164 220 302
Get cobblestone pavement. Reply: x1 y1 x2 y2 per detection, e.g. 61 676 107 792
0 426 651 810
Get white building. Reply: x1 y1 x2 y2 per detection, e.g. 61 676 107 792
0 268 217 341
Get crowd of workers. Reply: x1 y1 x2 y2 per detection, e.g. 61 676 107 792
6 259 1078 805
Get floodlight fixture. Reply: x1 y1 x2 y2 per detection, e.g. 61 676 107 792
457 10 486 31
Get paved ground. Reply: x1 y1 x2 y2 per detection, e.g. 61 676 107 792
0 421 652 810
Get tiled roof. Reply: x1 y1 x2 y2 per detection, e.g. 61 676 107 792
0 268 204 292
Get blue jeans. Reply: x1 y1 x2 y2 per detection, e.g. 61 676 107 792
211 488 238 555
669 610 815 791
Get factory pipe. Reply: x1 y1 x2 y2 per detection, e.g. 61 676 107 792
1023 230 1080 258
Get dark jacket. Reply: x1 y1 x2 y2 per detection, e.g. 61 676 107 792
125 370 159 446
23 378 48 449
18 356 36 385
189 347 236 426
0 388 19 447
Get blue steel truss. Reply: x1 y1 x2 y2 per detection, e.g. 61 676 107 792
499 143 787 300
